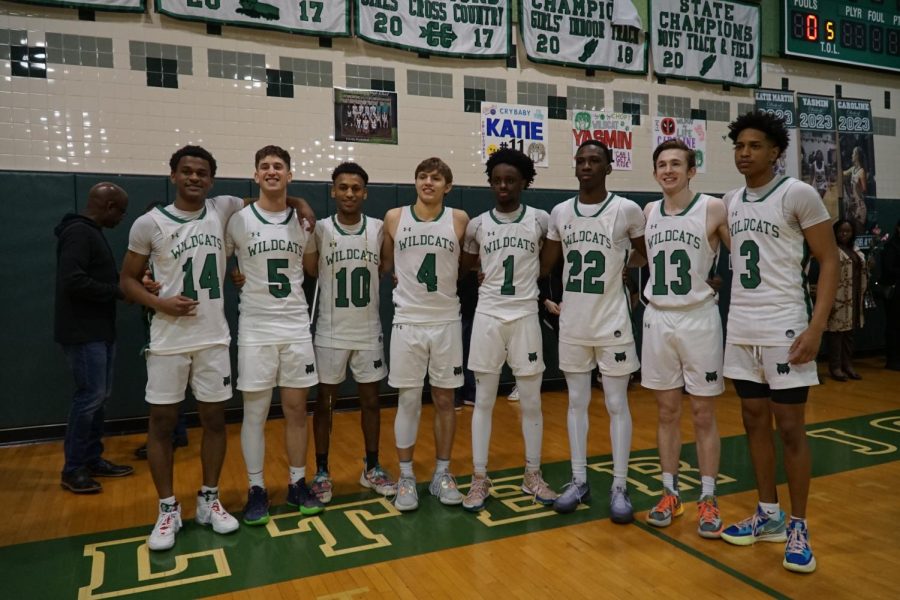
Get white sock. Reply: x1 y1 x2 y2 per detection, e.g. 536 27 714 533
602 374 632 481
471 372 500 475
399 460 414 479
701 475 716 498
394 387 423 449
200 485 218 501
159 496 177 510
662 472 679 496
248 471 265 489
564 371 592 483
241 389 273 477
434 459 450 475
759 501 780 518
289 466 305 484
516 373 544 471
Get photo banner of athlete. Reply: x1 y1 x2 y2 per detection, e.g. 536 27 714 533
836 98 876 235
797 93 838 219
156 0 351 35
355 0 511 59
652 116 707 173
8 0 143 10
650 0 760 87
334 88 399 145
754 89 799 179
519 1 647 74
571 111 634 170
481 102 549 167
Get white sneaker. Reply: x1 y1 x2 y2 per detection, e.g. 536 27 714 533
196 491 239 534
507 386 520 402
394 476 419 512
429 472 464 505
148 502 182 551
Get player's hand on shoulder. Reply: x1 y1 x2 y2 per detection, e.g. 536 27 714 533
156 295 200 317
231 267 246 290
142 269 161 295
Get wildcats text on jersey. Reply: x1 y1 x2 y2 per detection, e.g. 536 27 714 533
483 235 537 255
646 228 703 250
325 248 379 267
397 233 455 252
729 216 780 238
563 229 612 249
170 233 223 259
246 238 304 257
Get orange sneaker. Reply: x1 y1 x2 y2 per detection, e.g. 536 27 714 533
646 490 683 527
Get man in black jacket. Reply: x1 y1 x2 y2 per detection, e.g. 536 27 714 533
55 182 134 493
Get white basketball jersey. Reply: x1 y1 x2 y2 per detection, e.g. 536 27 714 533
227 204 311 346
145 200 230 354
392 205 460 324
554 195 634 346
475 205 545 321
727 177 812 345
314 215 383 350
644 194 717 309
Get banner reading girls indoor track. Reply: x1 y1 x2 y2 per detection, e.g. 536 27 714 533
355 0 511 59
653 116 707 173
482 103 549 167
156 0 350 35
571 111 634 171
650 0 760 86
520 2 646 74
754 89 799 179
10 0 143 10
797 93 838 218
836 98 876 234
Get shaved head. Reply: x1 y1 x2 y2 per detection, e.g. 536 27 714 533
85 182 128 228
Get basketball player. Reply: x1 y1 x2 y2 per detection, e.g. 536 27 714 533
720 112 838 574
540 140 645 521
460 149 557 511
121 145 315 551
226 146 323 526
305 162 396 503
381 157 469 511
640 140 730 538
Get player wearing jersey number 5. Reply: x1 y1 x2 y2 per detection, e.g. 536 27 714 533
720 112 839 574
381 158 469 512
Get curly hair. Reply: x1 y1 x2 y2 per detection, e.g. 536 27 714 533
727 111 790 156
485 149 536 189
169 145 217 177
332 161 369 185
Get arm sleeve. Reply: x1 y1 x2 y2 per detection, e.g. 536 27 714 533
58 226 123 302
463 217 481 255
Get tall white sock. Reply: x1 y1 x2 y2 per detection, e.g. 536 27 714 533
241 389 273 480
564 371 592 483
471 372 500 475
394 387 423 449
602 374 632 483
516 373 544 471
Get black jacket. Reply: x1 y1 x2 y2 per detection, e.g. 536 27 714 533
54 214 124 344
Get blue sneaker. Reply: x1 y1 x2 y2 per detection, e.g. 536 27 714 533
553 479 590 514
287 479 325 516
721 506 787 546
242 486 270 525
783 519 817 573
609 485 634 524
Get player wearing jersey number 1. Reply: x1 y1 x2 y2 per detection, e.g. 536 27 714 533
381 158 469 512
719 112 838 574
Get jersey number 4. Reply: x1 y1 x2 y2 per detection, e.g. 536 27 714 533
182 254 221 300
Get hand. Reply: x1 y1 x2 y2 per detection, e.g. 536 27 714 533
298 204 316 232
706 275 722 293
477 271 485 285
156 295 199 317
787 327 822 364
544 299 561 315
392 273 398 288
231 267 246 289
142 269 161 295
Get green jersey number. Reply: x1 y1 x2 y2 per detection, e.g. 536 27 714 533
181 254 221 301
565 249 606 294
651 249 692 296
335 266 371 308
501 255 516 296
739 240 761 289
267 259 291 299
416 253 438 292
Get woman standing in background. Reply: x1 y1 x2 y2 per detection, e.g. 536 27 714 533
825 219 869 380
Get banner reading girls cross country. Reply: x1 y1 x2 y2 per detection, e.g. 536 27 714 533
571 111 634 170
355 0 511 59
653 116 706 173
520 1 647 74
754 89 799 179
9 0 142 10
482 103 550 167
797 93 838 218
836 98 876 234
650 0 760 87
156 0 350 36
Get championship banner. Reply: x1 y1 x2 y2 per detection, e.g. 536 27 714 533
653 116 707 173
650 0 760 87
571 111 634 171
797 93 838 218
520 1 647 74
9 0 143 11
355 0 511 59
334 88 398 145
836 98 876 234
156 0 350 36
481 103 549 167
754 89 799 179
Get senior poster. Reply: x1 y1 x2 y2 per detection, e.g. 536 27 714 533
836 99 876 234
334 88 398 145
571 111 634 170
481 102 550 167
754 89 799 179
797 93 838 218
653 116 707 173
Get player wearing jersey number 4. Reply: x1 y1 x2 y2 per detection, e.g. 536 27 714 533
381 158 469 512
720 112 839 574
640 140 730 538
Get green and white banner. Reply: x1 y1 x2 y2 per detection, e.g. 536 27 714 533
653 116 707 173
836 98 873 135
482 103 549 167
571 111 634 170
520 1 646 74
650 0 760 86
836 98 876 234
156 0 351 36
10 0 143 11
797 94 835 131
754 89 798 179
797 93 837 217
355 0 511 59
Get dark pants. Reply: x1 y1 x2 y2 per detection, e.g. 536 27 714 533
62 341 115 474
826 330 855 374
887 297 900 370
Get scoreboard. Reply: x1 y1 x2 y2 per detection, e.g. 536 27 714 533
783 0 900 73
